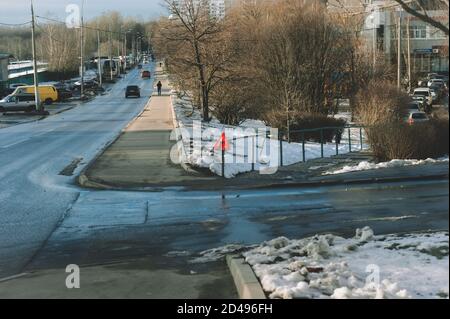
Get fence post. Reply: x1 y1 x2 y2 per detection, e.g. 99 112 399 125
222 146 225 178
302 132 306 162
348 127 352 153
233 136 236 164
279 131 283 167
255 130 259 163
335 129 339 156
359 127 363 150
252 135 255 171
320 129 324 158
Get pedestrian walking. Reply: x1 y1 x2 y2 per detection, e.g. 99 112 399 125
157 81 162 96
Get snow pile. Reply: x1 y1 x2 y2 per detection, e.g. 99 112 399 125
324 156 449 175
189 244 246 264
171 93 368 178
243 228 449 299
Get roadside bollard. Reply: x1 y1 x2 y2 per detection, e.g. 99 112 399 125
302 132 306 162
348 128 352 153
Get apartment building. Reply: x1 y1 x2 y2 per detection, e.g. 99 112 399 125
328 0 449 73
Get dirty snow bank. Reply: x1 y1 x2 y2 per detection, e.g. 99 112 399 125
242 228 449 299
324 156 449 175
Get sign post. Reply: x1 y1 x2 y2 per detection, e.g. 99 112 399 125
214 132 229 178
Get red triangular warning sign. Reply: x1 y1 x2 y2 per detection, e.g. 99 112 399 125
214 132 230 151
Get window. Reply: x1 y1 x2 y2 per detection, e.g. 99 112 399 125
410 25 427 39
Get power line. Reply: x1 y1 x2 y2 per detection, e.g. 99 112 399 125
0 21 32 26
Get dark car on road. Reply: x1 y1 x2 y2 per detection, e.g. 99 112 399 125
125 85 140 98
141 70 151 79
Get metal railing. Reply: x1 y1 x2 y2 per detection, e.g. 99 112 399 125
176 122 368 177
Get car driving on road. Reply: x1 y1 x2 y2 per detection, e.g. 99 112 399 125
141 70 151 79
125 85 140 98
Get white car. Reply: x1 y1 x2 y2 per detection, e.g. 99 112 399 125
427 78 445 87
412 88 433 105
429 88 438 101
407 111 429 124
0 94 37 113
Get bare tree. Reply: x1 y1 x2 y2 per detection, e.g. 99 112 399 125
393 0 449 35
160 0 226 121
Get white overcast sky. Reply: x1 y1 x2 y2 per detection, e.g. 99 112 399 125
0 0 167 24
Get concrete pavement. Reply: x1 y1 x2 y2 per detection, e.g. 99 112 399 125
81 65 214 188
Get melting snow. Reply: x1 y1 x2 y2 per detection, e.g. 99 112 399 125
324 156 449 175
243 228 449 299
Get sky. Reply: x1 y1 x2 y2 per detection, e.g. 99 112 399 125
0 0 167 24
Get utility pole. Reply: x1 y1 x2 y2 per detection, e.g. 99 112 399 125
406 15 412 93
372 11 376 72
109 27 113 81
397 9 402 89
31 1 41 112
80 0 85 98
117 28 121 74
97 29 102 89
124 32 127 71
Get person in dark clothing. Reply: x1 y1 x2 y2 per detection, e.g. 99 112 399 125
156 81 162 96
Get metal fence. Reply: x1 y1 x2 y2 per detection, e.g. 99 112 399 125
177 123 368 176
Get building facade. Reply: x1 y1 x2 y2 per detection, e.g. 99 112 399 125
329 0 449 74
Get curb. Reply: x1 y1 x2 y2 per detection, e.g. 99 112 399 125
247 172 449 190
77 131 125 189
226 255 266 299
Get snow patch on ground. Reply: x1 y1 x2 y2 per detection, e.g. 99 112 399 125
171 93 368 178
243 228 449 299
189 244 247 264
324 156 449 175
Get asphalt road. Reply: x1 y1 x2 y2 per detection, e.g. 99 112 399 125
0 64 155 278
26 179 449 271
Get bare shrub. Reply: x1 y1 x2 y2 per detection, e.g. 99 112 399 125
355 80 410 126
367 120 449 161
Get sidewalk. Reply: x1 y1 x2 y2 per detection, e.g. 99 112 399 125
81 65 217 189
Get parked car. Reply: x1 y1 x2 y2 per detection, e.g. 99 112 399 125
137 64 143 69
0 94 37 113
9 83 28 89
141 70 151 79
407 111 429 124
74 79 98 90
428 78 445 87
429 88 438 102
429 83 445 99
412 88 433 105
125 85 140 98
11 85 58 105
408 101 422 112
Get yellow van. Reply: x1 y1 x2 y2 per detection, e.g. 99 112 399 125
12 85 58 105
